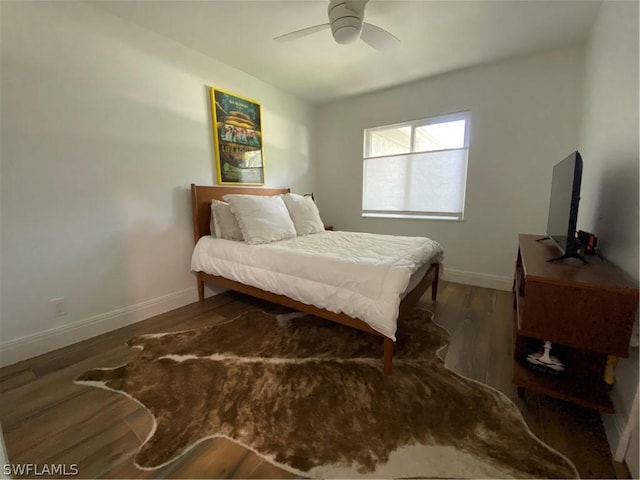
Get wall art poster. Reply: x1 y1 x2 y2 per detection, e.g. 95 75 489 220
211 88 264 185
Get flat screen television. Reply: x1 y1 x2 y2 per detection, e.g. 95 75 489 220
543 150 586 263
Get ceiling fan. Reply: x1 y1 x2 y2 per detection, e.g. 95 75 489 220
273 0 399 50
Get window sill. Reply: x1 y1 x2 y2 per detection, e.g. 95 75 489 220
362 213 464 221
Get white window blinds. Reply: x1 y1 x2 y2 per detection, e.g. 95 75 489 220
362 111 470 220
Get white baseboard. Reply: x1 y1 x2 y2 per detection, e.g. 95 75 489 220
602 409 626 461
0 268 511 367
442 268 513 291
602 387 640 464
0 287 199 367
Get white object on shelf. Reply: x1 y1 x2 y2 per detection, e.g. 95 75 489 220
526 341 565 372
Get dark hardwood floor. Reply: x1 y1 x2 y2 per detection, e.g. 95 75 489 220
0 281 629 478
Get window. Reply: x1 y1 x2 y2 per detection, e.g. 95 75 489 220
362 111 470 220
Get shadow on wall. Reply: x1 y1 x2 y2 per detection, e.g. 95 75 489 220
592 158 639 280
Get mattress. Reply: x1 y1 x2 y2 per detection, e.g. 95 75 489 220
191 230 444 340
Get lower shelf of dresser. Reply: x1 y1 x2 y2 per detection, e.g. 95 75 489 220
513 360 614 412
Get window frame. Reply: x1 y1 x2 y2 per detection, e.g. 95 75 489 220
362 110 471 221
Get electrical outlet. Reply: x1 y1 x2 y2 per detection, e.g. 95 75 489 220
50 297 67 318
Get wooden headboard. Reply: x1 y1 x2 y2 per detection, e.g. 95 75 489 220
190 184 291 243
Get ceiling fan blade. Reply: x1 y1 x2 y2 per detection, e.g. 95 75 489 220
360 22 399 50
273 23 330 42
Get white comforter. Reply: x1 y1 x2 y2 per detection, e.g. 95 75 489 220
191 231 444 340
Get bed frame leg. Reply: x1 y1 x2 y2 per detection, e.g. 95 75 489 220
383 337 394 375
431 263 440 301
197 275 205 302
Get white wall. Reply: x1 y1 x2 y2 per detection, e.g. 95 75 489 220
316 47 585 289
577 0 639 475
0 1 315 366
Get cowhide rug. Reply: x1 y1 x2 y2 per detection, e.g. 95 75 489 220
75 308 578 478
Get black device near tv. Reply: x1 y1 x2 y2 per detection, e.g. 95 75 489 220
537 150 588 264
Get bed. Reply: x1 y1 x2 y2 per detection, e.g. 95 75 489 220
190 184 442 374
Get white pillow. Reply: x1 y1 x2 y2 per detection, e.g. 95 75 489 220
211 199 244 241
282 193 325 235
223 194 297 245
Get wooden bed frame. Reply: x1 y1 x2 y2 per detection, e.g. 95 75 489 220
190 184 440 374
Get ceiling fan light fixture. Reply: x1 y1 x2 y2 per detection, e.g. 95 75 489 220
333 26 361 44
331 17 362 44
328 0 363 45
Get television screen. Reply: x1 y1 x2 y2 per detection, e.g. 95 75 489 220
546 151 582 257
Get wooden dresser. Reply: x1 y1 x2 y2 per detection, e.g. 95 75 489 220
512 234 639 412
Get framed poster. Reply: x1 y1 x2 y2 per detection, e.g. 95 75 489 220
210 87 264 185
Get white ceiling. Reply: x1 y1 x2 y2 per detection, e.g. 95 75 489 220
89 0 602 104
